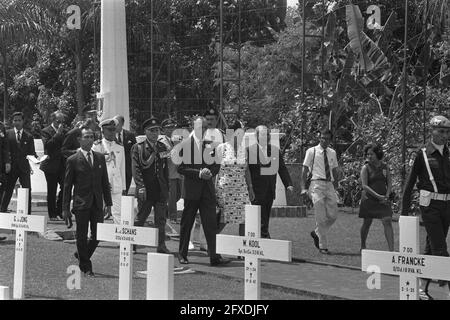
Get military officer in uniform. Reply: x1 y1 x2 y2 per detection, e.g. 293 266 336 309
92 118 126 224
131 116 170 254
402 115 450 300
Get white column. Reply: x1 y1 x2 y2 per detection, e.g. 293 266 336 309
100 0 130 128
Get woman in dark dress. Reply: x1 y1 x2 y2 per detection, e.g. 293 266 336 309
359 143 394 251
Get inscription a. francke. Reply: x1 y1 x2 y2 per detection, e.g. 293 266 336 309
362 216 450 300
392 255 425 274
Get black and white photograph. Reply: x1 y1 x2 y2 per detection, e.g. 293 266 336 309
0 0 450 307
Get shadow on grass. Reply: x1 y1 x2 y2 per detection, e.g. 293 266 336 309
27 294 65 300
0 240 16 245
328 252 361 257
93 272 118 279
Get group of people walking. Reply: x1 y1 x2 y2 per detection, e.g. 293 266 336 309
1 107 449 300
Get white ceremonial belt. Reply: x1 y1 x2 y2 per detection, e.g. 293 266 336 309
430 192 450 201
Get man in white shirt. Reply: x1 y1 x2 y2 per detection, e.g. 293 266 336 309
301 129 341 254
92 118 126 224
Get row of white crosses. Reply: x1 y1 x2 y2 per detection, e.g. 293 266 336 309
0 191 173 300
362 216 450 300
0 193 292 300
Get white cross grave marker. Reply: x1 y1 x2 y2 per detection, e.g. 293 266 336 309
0 188 46 299
97 196 158 300
362 216 450 300
0 286 10 300
216 205 292 300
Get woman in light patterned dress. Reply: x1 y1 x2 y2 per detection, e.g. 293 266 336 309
216 120 255 240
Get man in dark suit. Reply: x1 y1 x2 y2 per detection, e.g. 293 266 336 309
62 124 112 276
1 112 37 214
113 115 136 194
0 121 10 241
175 116 230 266
247 125 294 239
40 111 67 221
132 116 170 254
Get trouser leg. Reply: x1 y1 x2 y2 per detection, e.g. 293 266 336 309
154 201 168 249
74 209 90 272
44 172 58 218
1 169 19 212
179 199 199 259
199 195 219 262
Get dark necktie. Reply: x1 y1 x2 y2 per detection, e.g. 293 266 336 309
324 148 331 181
17 131 21 143
87 151 93 167
118 132 122 144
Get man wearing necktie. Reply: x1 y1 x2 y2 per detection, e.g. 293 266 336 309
301 129 341 254
62 123 112 277
247 125 294 239
1 112 36 214
175 116 230 266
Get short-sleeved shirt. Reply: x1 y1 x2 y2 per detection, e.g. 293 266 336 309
302 144 338 181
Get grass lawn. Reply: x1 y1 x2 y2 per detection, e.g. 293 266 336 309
0 235 317 300
218 208 450 268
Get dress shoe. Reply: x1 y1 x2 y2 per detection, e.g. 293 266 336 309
0 236 6 241
419 289 434 300
178 256 189 264
319 248 330 254
210 257 231 266
157 246 171 254
84 271 95 277
310 231 320 249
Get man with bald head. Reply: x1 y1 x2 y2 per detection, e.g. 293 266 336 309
247 125 294 238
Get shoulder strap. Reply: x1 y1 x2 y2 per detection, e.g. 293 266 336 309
422 148 438 193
